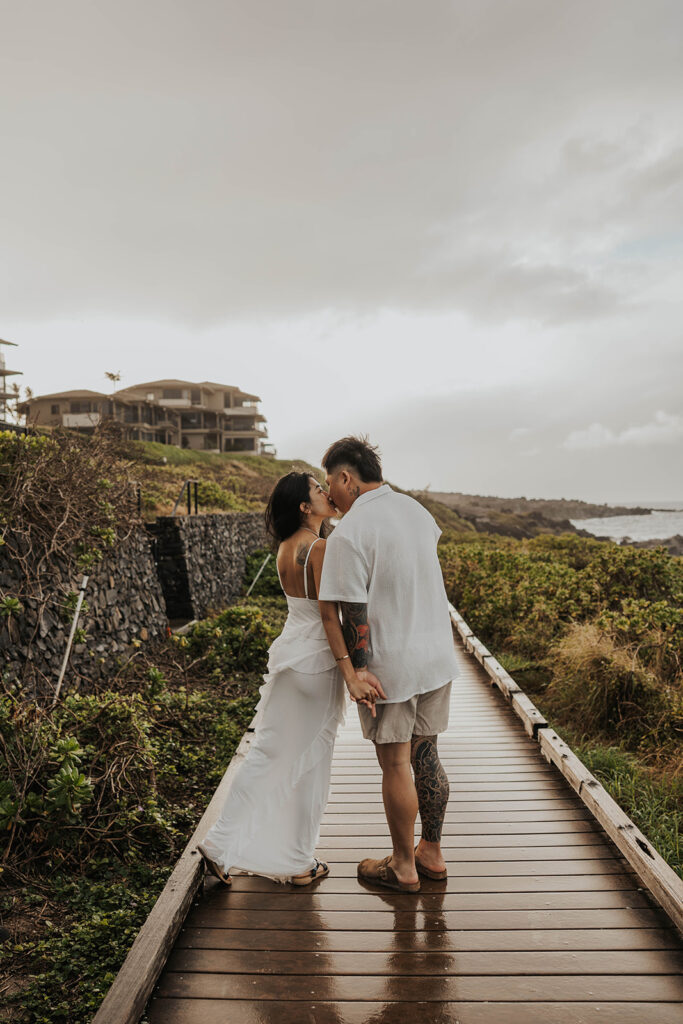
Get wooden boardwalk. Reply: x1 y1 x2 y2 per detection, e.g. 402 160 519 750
145 635 683 1023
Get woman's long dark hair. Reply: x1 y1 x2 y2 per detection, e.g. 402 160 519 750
265 471 319 545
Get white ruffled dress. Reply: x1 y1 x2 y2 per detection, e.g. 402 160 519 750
199 550 346 881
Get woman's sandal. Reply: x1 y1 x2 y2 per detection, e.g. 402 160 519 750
291 857 329 885
196 843 232 886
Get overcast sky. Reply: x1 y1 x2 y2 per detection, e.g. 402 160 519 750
2 1 682 502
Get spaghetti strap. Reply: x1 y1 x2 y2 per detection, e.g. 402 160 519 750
303 537 322 599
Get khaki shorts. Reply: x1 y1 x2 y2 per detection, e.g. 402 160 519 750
358 680 452 744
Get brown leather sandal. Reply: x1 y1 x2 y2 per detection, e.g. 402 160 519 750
291 858 329 885
414 844 448 880
357 854 421 893
196 843 232 886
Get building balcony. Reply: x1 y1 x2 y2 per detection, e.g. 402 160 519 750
227 406 264 418
223 427 268 439
63 412 102 428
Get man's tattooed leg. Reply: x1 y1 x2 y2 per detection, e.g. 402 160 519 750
410 734 449 843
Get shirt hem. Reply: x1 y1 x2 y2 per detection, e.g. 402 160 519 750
373 674 457 705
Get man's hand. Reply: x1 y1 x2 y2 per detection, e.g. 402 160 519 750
346 676 379 717
356 668 388 701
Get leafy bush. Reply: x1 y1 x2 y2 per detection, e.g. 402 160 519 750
440 533 683 759
545 622 683 750
242 546 280 596
0 599 273 1023
195 479 252 512
186 603 279 678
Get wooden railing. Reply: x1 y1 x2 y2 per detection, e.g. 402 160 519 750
448 602 683 936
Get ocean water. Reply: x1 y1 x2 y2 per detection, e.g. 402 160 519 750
570 506 683 542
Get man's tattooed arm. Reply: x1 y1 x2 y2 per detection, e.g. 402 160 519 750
340 602 370 669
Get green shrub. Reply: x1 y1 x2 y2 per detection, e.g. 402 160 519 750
545 622 683 751
242 546 280 596
186 603 279 678
195 479 252 512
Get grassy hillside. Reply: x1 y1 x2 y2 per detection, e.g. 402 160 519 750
129 440 475 533
129 441 321 517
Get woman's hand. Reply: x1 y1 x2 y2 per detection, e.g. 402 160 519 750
346 676 379 717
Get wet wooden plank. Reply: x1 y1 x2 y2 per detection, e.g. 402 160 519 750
176 926 682 952
320 832 610 847
153 972 683 1002
211 873 640 895
319 820 604 835
183 907 669 931
322 809 596 822
310 847 618 862
166 946 683 976
231 859 629 878
148 998 683 1024
196 890 652 912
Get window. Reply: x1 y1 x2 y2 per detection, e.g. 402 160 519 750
51 404 59 415
223 394 232 408
191 389 201 404
181 412 201 429
70 401 92 413
162 388 183 399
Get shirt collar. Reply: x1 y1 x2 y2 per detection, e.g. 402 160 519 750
348 482 391 511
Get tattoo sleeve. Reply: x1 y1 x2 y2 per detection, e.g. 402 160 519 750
340 602 370 669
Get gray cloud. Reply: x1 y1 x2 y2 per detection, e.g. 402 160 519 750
3 1 682 502
1 0 682 326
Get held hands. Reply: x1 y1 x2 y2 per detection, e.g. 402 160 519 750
346 669 388 718
356 668 388 700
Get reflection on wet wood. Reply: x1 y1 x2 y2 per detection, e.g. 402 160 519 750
146 635 683 1022
148 1000 683 1024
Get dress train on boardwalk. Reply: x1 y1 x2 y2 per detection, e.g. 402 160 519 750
199 588 346 881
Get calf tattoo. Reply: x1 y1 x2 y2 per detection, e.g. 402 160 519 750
340 602 370 669
411 734 449 842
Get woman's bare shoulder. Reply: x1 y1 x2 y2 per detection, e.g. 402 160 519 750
309 537 327 560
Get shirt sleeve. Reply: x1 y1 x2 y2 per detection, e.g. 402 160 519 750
318 531 369 602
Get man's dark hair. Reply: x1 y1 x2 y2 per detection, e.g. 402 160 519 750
322 435 382 483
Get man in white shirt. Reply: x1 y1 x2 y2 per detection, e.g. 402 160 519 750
318 436 459 893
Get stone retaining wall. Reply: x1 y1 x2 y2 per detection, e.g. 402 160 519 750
0 528 168 697
1 511 267 697
147 512 267 619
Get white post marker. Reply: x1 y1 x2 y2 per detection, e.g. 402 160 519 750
245 553 272 597
53 574 89 705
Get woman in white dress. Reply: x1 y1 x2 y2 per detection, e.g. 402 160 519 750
196 472 380 885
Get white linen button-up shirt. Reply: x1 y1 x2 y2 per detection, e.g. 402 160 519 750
318 483 459 703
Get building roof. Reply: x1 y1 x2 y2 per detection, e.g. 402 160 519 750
200 380 261 401
114 379 205 394
114 380 262 402
23 389 108 401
